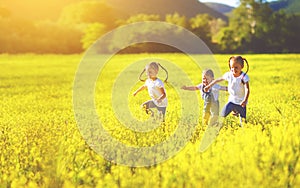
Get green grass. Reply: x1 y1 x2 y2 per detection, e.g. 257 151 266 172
0 53 299 187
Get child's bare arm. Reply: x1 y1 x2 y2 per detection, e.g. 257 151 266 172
204 78 225 92
241 82 250 107
220 86 228 91
133 85 146 96
181 85 199 91
156 87 166 103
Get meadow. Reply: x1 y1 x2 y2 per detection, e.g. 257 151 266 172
0 53 299 187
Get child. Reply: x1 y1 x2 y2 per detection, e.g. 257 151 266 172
181 69 227 126
133 62 168 121
204 56 250 127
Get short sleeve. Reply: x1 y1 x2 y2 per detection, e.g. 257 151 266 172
156 79 164 88
242 74 250 83
145 79 150 87
222 72 230 81
196 83 203 90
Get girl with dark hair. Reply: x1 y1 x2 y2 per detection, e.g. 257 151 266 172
205 56 250 127
133 62 168 122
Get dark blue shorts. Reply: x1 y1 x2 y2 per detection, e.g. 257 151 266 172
221 102 246 118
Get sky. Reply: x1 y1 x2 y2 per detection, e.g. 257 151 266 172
199 0 278 7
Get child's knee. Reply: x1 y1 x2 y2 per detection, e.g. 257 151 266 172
203 112 210 118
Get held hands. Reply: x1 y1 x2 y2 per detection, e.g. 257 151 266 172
203 85 210 92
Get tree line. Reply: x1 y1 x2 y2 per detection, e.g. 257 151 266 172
0 0 299 54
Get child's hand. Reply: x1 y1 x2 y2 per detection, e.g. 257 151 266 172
156 98 162 104
181 85 187 90
204 86 210 92
133 91 137 96
240 100 247 107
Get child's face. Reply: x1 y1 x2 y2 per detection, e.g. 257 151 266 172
229 59 243 77
202 74 213 85
146 67 158 79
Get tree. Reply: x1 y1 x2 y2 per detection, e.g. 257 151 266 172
217 0 274 53
58 0 116 30
35 21 83 53
165 13 187 28
81 23 107 50
217 28 238 53
267 10 300 53
116 14 161 25
188 14 213 45
209 18 227 42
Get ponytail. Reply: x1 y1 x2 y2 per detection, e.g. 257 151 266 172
158 63 168 82
138 62 168 82
228 56 249 85
138 68 146 82
241 58 249 84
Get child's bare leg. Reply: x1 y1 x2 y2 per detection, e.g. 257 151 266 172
141 101 154 117
209 115 219 127
157 107 166 122
203 113 210 126
237 106 247 127
209 101 219 127
239 116 247 127
159 111 165 122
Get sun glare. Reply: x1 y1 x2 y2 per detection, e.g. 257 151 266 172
1 0 80 20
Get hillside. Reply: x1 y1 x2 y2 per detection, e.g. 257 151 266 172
203 2 234 14
268 0 300 14
1 0 227 22
106 0 228 21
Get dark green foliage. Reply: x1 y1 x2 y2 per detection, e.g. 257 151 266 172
217 0 300 53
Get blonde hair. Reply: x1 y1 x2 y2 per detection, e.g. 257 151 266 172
203 69 214 79
145 62 159 72
139 62 168 82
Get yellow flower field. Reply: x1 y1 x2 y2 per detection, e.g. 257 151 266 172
0 54 299 187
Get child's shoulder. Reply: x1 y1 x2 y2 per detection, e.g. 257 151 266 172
155 78 163 83
243 72 250 78
223 71 231 75
196 83 203 89
242 72 250 82
153 78 164 86
222 71 231 78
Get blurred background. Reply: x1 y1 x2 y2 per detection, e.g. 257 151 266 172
0 0 299 54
